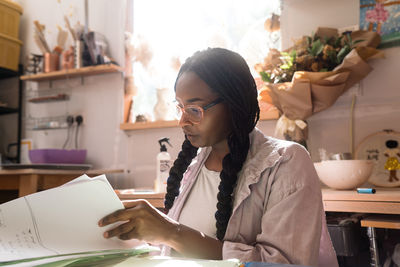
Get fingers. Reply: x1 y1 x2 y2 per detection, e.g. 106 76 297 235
104 222 135 239
98 200 147 226
99 208 133 226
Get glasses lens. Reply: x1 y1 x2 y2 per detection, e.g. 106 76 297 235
175 104 203 123
185 106 202 122
175 105 183 119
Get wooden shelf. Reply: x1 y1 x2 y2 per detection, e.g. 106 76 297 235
20 64 123 82
120 120 179 130
120 108 280 131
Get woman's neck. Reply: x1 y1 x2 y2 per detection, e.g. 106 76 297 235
204 140 229 172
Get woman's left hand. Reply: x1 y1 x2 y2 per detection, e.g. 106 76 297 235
98 200 178 244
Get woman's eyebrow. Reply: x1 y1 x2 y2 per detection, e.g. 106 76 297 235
186 97 203 103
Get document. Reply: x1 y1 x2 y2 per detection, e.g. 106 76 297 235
0 174 142 263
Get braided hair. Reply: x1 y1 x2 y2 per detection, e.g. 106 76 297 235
164 48 260 241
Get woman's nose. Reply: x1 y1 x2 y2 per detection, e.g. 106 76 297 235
178 113 193 127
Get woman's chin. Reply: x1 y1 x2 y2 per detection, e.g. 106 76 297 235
186 135 202 147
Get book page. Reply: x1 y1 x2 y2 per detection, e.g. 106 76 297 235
0 174 139 262
0 198 55 261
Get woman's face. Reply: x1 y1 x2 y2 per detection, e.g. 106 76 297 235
175 71 232 148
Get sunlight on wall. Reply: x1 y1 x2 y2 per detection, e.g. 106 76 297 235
127 0 281 122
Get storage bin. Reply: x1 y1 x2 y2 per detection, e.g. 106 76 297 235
0 0 23 38
29 149 87 164
0 32 22 71
327 219 362 257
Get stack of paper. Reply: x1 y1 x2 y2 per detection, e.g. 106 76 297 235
0 174 147 265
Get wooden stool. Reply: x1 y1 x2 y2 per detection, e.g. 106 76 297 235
361 216 400 267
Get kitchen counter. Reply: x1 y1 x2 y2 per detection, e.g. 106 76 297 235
0 167 124 197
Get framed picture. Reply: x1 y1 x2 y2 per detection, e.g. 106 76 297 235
355 130 400 187
360 0 400 48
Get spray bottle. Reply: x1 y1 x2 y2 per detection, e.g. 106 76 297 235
155 137 172 193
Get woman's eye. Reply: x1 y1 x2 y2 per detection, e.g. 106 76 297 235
187 107 201 115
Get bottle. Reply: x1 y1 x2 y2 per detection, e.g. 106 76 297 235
155 138 172 193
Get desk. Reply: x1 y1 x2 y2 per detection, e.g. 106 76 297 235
321 187 400 214
322 188 400 267
116 189 165 208
0 168 124 197
115 188 400 214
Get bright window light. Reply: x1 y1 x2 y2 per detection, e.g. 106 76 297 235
127 0 281 122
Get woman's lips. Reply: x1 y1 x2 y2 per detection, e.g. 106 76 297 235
184 132 197 139
185 133 196 138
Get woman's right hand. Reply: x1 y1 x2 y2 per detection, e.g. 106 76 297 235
98 199 179 245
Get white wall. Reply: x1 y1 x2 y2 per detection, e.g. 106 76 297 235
17 0 131 187
14 0 400 189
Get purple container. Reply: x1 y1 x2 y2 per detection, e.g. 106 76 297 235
29 149 87 164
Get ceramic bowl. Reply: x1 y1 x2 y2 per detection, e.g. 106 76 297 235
314 160 374 190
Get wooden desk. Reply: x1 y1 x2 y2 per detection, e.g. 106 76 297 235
115 187 400 214
116 189 165 208
0 168 124 197
322 187 400 215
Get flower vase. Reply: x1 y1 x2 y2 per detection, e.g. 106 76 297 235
153 88 171 121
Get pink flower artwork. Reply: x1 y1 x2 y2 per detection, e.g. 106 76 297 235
366 3 390 23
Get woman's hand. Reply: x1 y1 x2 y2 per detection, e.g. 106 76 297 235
99 199 223 259
98 200 178 245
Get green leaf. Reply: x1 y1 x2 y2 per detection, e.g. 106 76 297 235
327 50 338 64
259 71 272 83
307 36 312 46
280 64 291 70
310 39 324 57
334 36 344 48
337 45 351 63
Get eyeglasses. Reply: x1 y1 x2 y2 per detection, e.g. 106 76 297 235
175 98 224 124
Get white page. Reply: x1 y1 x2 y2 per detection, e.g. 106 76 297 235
0 174 137 262
60 174 91 187
0 198 55 261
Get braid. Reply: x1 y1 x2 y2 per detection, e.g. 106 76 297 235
215 133 250 240
164 139 198 211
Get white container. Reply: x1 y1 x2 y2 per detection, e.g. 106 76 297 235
155 138 172 193
314 160 374 190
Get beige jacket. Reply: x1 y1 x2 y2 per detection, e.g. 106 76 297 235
166 128 338 267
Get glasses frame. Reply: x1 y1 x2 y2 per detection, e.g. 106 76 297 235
175 97 224 124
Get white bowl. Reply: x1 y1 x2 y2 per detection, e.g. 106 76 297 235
314 160 374 190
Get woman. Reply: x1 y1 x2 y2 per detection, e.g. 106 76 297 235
99 48 338 266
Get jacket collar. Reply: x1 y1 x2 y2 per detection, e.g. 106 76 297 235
232 128 282 212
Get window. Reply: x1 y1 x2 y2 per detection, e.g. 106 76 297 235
126 0 281 122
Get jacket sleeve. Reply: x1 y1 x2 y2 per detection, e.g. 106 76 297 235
222 145 323 266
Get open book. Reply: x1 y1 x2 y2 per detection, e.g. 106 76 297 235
0 174 151 264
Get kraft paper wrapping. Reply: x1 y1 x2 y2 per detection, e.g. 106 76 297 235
260 30 383 142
